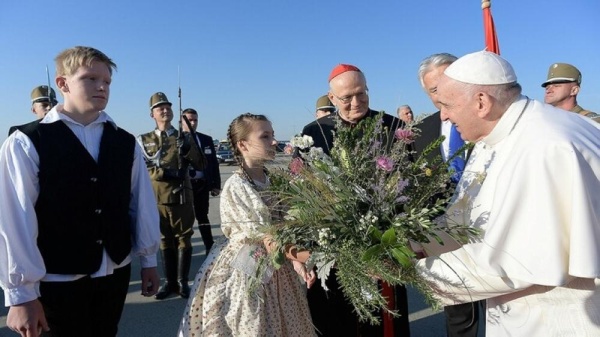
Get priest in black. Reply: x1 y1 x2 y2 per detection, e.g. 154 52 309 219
298 64 409 337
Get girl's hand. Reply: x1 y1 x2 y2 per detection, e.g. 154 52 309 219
292 260 316 288
305 269 316 288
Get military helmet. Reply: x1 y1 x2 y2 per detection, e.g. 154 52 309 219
31 85 58 104
541 63 582 88
149 92 172 109
316 95 335 111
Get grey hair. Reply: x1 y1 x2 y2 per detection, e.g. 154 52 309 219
396 104 411 113
418 53 458 88
490 82 522 106
454 81 522 107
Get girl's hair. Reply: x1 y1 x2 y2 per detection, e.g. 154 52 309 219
227 113 270 166
55 46 117 77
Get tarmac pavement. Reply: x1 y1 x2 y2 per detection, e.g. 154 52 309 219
0 156 484 337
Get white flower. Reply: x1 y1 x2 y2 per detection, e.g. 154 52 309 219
308 146 325 161
291 135 315 149
318 228 331 247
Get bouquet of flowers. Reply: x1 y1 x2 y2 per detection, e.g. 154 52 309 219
264 112 476 323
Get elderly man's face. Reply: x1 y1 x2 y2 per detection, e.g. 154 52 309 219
437 76 482 142
544 82 578 106
422 64 451 111
329 71 369 123
397 106 413 123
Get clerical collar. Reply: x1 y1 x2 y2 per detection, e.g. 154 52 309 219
482 95 529 146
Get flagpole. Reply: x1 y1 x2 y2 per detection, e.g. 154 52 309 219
482 0 500 54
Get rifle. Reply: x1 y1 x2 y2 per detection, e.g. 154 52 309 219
46 65 55 109
173 67 207 203
173 67 187 203
178 66 207 169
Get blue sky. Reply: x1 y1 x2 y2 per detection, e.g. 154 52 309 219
1 0 599 144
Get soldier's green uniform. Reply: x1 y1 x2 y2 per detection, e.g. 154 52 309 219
138 92 206 300
139 127 204 247
571 105 600 123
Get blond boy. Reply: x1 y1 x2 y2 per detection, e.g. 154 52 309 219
0 46 160 337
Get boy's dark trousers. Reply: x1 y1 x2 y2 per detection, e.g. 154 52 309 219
39 264 131 337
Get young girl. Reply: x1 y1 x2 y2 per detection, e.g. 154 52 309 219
178 113 316 336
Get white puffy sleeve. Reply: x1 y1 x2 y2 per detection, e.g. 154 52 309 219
418 134 600 305
219 174 271 242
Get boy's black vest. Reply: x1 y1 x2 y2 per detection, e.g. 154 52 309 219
21 120 135 274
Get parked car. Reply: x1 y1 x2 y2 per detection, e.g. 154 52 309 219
276 141 289 153
216 145 235 165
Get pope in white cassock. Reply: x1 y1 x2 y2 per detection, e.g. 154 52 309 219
415 51 600 337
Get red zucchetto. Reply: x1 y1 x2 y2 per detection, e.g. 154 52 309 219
328 64 361 82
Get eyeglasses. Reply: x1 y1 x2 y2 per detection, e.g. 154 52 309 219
331 90 369 104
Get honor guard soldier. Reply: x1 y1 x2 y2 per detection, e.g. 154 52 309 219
8 85 59 135
31 85 58 118
315 94 335 119
542 63 599 122
138 92 206 299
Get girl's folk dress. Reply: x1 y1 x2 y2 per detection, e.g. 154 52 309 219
178 172 316 336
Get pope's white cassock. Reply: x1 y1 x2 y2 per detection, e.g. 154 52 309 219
417 96 600 336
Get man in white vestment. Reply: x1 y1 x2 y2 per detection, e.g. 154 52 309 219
415 50 600 337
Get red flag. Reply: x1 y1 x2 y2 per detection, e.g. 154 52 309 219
482 0 500 54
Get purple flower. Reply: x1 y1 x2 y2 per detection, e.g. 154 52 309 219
376 156 394 172
394 128 415 144
395 196 409 203
397 179 409 193
368 140 382 155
